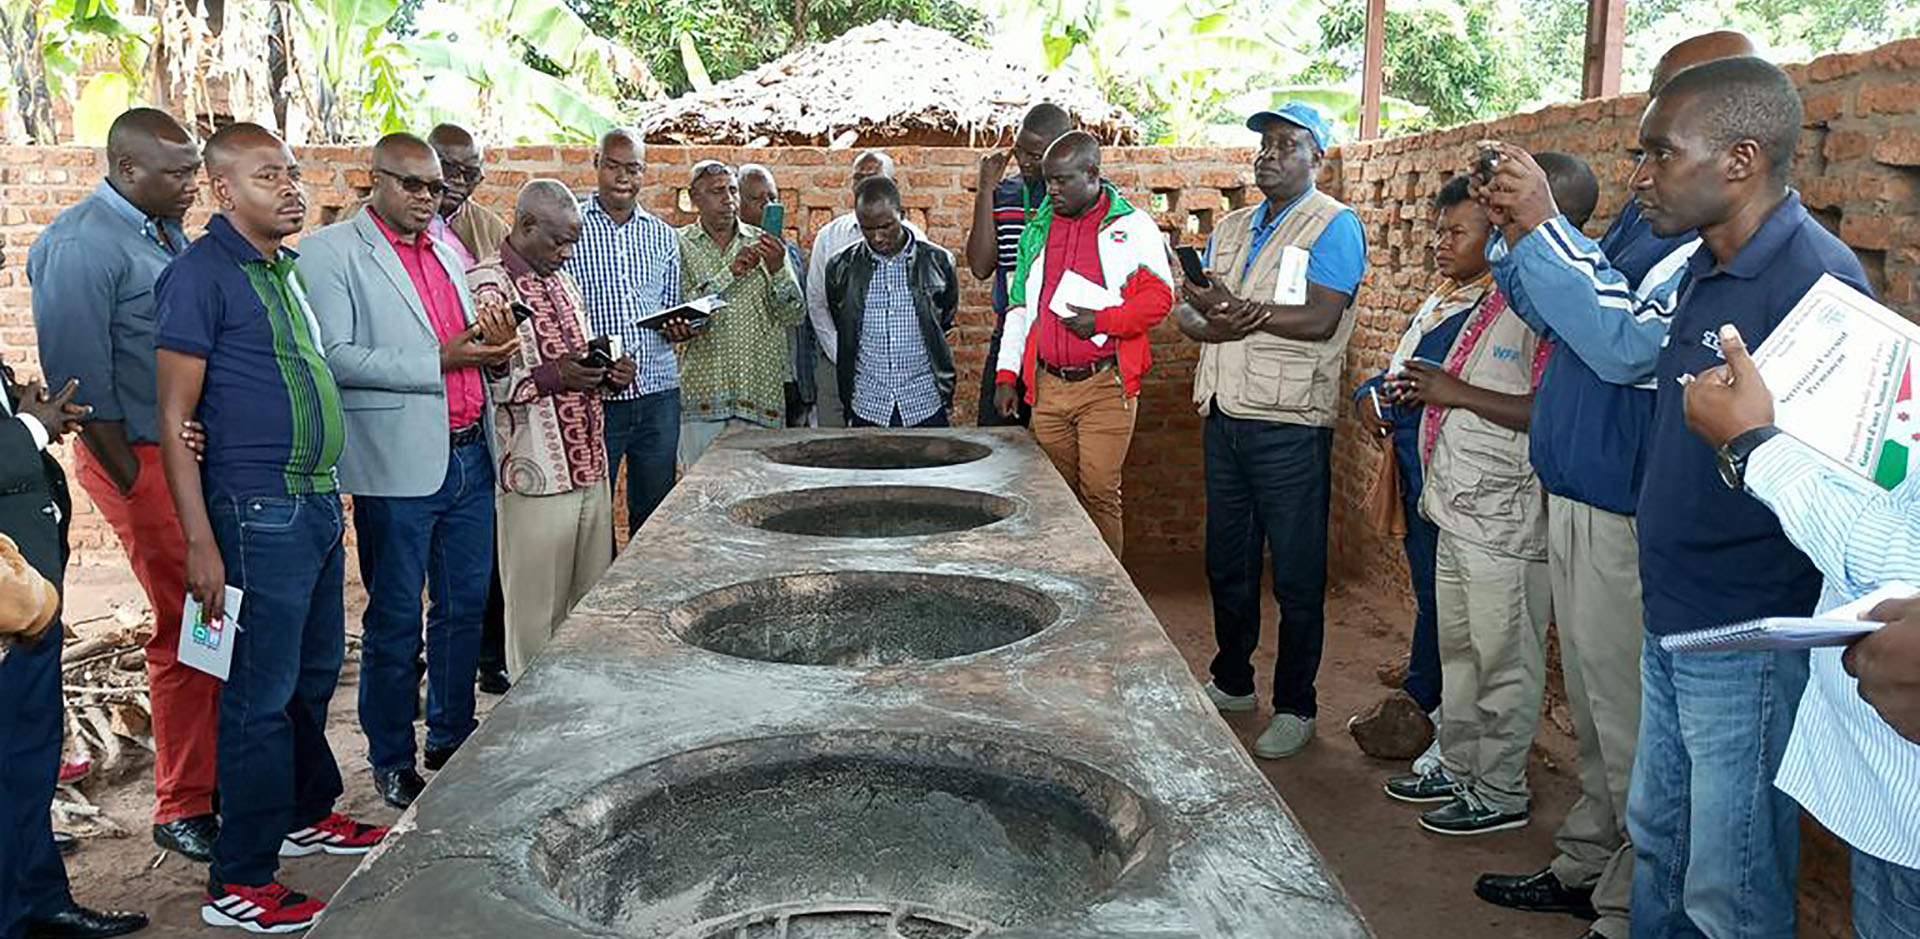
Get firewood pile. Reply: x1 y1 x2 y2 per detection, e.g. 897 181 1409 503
55 604 153 840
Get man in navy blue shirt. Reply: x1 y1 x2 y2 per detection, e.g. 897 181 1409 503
1555 58 1865 938
1469 32 1755 939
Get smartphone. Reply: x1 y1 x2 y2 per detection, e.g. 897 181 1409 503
761 203 785 236
1473 145 1503 185
509 302 536 324
1174 245 1210 287
579 336 615 370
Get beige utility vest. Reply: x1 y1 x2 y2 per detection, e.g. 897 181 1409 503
1418 301 1548 561
1193 189 1356 427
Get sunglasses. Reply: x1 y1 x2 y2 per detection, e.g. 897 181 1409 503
439 159 483 185
376 167 449 198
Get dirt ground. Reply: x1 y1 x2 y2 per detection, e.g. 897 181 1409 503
46 554 1632 938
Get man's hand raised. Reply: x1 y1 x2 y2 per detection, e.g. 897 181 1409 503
978 150 1012 188
1469 142 1558 238
441 324 519 371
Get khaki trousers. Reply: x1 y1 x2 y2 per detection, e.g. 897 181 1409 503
498 484 615 677
1545 494 1643 939
1435 530 1553 816
1030 367 1137 556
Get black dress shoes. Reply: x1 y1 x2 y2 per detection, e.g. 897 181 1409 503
23 901 149 938
1474 868 1598 919
53 832 76 856
152 813 218 862
373 767 427 809
423 742 460 772
476 663 511 695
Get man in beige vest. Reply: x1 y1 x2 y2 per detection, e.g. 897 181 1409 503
1176 102 1366 760
1386 176 1551 837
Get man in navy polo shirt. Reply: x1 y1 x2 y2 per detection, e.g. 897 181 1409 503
154 123 388 934
1589 58 1864 937
1469 32 1756 939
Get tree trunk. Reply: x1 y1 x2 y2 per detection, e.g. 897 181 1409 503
790 0 810 50
0 2 56 143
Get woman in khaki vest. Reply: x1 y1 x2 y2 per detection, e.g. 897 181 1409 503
1381 176 1553 838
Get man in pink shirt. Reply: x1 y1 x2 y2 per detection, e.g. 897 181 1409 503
298 133 518 810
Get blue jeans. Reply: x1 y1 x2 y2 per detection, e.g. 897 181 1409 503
206 493 347 888
353 439 492 773
604 389 681 535
1627 637 1808 939
1854 849 1920 939
1398 469 1441 714
0 619 71 937
1203 409 1332 718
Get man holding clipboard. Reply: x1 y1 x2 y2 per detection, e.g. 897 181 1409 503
1685 322 1920 937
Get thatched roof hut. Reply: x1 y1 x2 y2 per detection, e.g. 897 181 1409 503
636 21 1141 147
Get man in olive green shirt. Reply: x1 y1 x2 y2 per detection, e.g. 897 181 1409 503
676 160 805 466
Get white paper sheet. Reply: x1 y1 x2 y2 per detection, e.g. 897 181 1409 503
1048 271 1116 347
1754 274 1920 491
1274 245 1310 305
178 586 245 681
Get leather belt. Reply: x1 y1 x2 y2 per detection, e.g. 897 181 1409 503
1038 358 1116 382
450 422 485 446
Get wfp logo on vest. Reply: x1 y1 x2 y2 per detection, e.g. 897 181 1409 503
1490 345 1522 362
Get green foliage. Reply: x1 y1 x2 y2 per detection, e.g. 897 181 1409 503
7 0 158 143
569 0 987 98
1303 0 1541 131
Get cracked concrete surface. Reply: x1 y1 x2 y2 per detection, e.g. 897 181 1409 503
308 430 1374 938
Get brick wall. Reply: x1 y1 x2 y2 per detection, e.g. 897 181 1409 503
6 36 1917 575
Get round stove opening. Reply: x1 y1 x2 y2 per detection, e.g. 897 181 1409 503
733 487 1016 539
761 435 991 470
528 734 1152 938
672 572 1056 667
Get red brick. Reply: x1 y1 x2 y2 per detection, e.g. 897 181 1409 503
1809 51 1869 83
1859 79 1920 116
1841 214 1894 251
1802 90 1848 125
1826 130 1874 162
1875 130 1920 166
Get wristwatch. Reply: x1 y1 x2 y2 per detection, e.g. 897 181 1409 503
1715 425 1783 491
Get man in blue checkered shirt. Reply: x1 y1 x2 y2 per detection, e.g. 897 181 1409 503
823 176 960 427
564 129 693 534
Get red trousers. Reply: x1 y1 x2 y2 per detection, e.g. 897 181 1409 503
75 442 218 824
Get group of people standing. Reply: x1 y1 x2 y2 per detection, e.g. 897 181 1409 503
2 28 1919 939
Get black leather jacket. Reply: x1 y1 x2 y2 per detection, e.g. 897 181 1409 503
823 236 960 418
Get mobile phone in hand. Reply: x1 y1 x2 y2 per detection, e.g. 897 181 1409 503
579 336 615 370
761 203 785 236
510 302 536 324
1473 145 1503 185
1174 245 1210 288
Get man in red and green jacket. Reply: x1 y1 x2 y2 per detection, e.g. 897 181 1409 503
992 131 1173 557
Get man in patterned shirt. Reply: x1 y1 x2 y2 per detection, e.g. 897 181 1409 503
825 176 960 427
676 161 805 465
153 123 386 934
470 181 634 676
566 129 690 535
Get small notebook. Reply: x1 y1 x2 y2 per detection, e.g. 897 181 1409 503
1659 582 1915 653
634 295 725 330
178 586 245 681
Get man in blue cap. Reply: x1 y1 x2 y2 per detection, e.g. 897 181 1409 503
1175 101 1366 759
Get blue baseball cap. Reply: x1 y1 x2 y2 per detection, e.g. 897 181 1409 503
1246 102 1332 152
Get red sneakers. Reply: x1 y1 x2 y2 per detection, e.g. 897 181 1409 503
201 882 326 933
279 813 389 857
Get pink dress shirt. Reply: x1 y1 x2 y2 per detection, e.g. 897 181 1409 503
369 208 484 429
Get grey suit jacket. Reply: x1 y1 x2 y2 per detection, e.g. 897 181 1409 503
298 209 493 498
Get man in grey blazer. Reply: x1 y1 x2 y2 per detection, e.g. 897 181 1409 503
298 133 517 809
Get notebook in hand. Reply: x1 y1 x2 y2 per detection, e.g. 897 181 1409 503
1659 581 1915 653
635 295 725 330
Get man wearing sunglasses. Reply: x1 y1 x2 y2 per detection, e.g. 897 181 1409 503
426 123 508 267
297 132 519 811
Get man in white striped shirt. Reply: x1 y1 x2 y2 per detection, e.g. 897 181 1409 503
1685 323 1920 939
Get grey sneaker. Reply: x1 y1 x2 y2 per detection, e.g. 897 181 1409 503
1203 681 1259 713
1252 714 1315 759
1384 768 1458 803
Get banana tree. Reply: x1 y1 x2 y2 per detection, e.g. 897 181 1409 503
289 0 409 140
